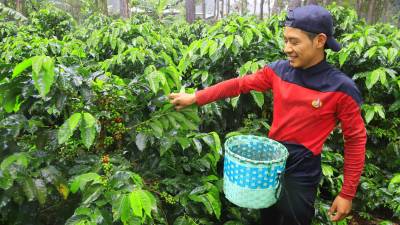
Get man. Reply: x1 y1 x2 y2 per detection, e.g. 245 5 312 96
169 5 366 225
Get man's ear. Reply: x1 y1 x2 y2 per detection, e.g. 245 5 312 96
315 33 328 49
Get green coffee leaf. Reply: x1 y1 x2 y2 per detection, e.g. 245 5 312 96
149 121 163 137
80 113 97 149
365 108 375 124
235 35 244 47
32 56 55 97
147 70 161 93
339 50 350 67
1 152 29 170
70 173 102 193
12 57 33 78
23 177 36 201
34 179 47 205
250 91 264 109
135 133 148 151
114 194 130 223
224 35 234 49
231 96 240 108
208 40 218 57
58 113 82 144
243 29 253 45
206 192 221 219
129 189 155 218
366 68 386 89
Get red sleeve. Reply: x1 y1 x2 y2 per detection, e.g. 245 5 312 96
336 95 367 200
195 66 275 106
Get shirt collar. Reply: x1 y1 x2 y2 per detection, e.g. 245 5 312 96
296 59 331 75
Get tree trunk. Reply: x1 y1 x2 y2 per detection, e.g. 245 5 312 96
15 0 24 15
260 0 265 19
215 0 220 19
272 0 282 15
306 0 318 5
367 0 376 23
96 0 108 15
202 0 206 19
254 0 257 14
227 0 230 14
288 0 302 8
120 0 129 18
374 0 385 23
322 0 331 6
221 0 224 18
355 0 362 15
242 0 248 15
382 0 390 22
70 0 81 22
185 0 196 23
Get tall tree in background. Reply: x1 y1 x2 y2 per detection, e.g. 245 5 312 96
367 0 376 23
241 0 247 15
214 0 219 19
120 0 129 18
306 0 318 5
288 0 301 9
260 0 265 19
70 0 81 22
202 0 206 19
185 0 195 22
96 0 108 15
221 0 224 18
15 0 24 15
227 0 230 14
272 0 283 15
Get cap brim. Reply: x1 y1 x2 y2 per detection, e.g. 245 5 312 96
327 36 341 52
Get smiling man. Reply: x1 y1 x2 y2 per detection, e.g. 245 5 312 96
168 5 366 225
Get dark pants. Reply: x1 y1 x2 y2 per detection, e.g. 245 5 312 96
259 142 322 225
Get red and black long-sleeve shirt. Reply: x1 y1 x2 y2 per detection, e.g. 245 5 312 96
195 59 367 200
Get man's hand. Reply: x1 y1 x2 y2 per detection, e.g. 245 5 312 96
328 195 352 222
168 93 196 110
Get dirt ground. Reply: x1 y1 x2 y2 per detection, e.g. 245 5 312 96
349 214 399 225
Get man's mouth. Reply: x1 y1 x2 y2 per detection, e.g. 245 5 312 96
288 56 297 61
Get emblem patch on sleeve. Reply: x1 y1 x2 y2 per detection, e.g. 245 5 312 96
312 98 322 108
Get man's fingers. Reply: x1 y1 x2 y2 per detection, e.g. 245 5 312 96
168 93 179 99
328 203 336 216
330 211 345 222
171 98 180 105
175 105 184 110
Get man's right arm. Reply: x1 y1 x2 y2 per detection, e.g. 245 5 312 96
195 66 275 106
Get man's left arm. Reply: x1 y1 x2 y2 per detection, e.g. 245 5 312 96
329 93 367 221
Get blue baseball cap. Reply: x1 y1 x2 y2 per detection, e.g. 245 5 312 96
284 5 341 52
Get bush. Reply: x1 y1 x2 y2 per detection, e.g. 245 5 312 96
0 3 399 225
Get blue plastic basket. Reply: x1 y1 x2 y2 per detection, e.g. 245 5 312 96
223 135 289 209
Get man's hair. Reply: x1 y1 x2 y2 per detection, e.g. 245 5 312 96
303 30 319 40
303 30 327 49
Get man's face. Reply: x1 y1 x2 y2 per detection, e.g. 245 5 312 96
283 27 324 69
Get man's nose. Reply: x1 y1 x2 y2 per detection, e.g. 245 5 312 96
284 44 293 54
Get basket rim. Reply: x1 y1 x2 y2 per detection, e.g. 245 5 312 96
224 134 289 165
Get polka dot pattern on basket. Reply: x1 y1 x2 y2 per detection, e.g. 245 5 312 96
223 135 287 189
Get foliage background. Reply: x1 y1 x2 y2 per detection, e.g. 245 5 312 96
0 2 400 225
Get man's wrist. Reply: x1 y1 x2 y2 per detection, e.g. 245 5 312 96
193 92 200 105
339 192 354 201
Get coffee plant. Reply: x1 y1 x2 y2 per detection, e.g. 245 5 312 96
0 4 399 225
